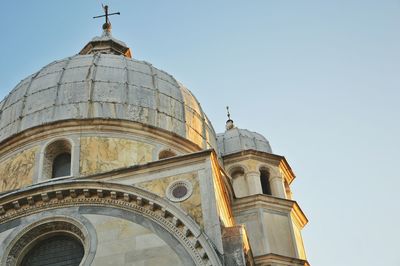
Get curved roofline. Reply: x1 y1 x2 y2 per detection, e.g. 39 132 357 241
0 53 217 149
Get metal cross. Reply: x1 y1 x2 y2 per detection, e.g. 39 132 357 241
93 5 120 25
226 106 231 120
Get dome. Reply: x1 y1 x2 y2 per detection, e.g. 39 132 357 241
0 33 216 149
217 127 272 156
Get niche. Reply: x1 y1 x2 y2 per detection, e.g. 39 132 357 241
43 139 72 179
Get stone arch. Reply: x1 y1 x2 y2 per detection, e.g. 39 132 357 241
0 180 222 266
227 165 248 198
40 138 73 180
228 165 245 178
1 215 96 266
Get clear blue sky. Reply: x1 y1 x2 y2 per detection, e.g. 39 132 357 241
1 1 400 265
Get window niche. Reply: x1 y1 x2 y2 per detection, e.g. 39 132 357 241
43 139 72 179
259 168 272 195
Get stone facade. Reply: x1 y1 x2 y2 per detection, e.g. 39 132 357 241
0 25 310 266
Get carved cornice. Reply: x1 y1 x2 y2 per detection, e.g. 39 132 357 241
0 180 222 266
83 149 213 180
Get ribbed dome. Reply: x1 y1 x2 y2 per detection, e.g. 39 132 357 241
217 127 272 156
0 53 216 149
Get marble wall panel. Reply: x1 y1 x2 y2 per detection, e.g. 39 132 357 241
0 147 38 193
84 214 183 266
80 137 154 176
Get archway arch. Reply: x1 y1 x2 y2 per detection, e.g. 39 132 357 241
0 181 222 266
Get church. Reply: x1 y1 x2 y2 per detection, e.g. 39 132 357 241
0 6 309 266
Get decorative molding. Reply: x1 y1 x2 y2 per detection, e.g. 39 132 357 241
166 180 193 202
0 119 203 157
0 181 222 266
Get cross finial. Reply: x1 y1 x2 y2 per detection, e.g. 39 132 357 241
226 106 235 130
226 106 231 120
93 4 120 33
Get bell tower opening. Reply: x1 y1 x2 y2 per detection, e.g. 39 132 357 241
260 168 272 195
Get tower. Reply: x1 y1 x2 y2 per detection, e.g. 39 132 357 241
218 117 308 265
0 10 309 266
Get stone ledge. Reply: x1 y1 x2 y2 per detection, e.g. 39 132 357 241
233 194 308 228
254 253 310 266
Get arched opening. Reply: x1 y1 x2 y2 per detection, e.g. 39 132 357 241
159 150 176 160
43 139 72 179
21 234 84 266
230 167 245 179
259 168 272 195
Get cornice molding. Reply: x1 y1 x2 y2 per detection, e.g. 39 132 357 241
0 119 203 157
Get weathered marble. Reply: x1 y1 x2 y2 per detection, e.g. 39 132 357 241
80 137 154 176
84 214 183 266
0 147 37 192
136 173 203 227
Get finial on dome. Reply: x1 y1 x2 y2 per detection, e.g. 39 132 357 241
81 5 131 58
93 4 120 35
226 106 235 130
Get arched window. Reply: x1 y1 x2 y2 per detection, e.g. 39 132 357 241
21 234 84 266
260 168 272 195
159 149 176 160
43 139 72 179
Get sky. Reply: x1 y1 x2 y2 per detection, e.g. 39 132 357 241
0 1 399 265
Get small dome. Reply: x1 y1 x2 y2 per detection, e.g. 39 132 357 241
0 34 216 149
217 127 272 156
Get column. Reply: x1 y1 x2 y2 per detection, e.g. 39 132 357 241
269 175 287 198
245 171 263 195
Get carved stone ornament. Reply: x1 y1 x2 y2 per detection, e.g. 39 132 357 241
166 180 193 202
0 180 221 266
